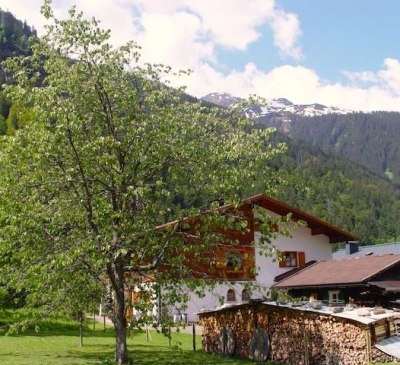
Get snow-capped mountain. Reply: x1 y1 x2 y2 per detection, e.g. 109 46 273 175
201 92 350 118
201 92 243 108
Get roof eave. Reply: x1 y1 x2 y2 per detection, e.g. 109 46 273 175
275 282 369 290
247 194 357 243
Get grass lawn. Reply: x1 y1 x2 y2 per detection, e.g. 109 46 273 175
1 311 399 365
0 310 273 365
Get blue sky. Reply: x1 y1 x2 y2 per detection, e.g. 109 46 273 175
277 0 400 82
2 0 400 111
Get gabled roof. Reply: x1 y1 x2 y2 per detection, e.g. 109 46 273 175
274 254 400 289
156 194 356 243
246 194 356 243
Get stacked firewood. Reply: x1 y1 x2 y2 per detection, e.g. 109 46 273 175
268 311 368 365
201 306 257 358
199 303 398 364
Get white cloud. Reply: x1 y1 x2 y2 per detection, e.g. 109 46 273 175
0 0 137 46
335 58 400 110
1 0 302 62
268 9 303 60
136 11 215 69
342 70 378 84
184 62 400 112
378 58 400 95
69 0 137 46
134 1 302 59
343 58 400 95
186 1 275 51
130 0 277 50
2 1 400 111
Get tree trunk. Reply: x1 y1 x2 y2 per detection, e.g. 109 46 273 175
110 260 129 365
114 308 129 365
78 311 84 347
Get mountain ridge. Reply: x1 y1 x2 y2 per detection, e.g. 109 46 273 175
202 92 350 118
202 91 400 185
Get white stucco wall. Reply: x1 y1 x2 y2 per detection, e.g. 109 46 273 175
175 283 250 323
182 220 333 322
255 225 332 289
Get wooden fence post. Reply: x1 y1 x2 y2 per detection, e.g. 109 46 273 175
193 323 196 351
78 312 84 347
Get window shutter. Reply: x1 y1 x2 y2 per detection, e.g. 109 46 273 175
243 248 252 270
298 252 305 268
279 252 286 268
216 249 225 269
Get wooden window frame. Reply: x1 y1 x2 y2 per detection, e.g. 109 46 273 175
225 251 244 271
279 251 305 268
215 246 256 279
282 251 297 267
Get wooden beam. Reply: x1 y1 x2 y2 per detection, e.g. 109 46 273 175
311 227 326 236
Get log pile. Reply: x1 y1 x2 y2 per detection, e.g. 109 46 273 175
199 303 399 364
202 306 258 358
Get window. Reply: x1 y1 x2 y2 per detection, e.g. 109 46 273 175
225 251 243 270
132 290 151 303
279 251 305 268
329 290 340 303
227 289 236 302
215 247 256 280
241 289 251 302
285 252 297 267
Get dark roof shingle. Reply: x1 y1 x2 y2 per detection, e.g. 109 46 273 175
275 254 400 288
333 242 400 259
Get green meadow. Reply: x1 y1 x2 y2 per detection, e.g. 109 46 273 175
0 311 260 365
0 311 398 365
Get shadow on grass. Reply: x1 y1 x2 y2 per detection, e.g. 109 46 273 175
128 341 283 365
128 348 254 365
0 310 117 337
2 320 117 338
67 345 255 365
58 347 115 363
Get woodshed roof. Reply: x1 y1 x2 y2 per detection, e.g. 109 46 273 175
274 254 400 289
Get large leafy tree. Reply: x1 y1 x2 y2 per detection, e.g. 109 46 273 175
0 2 285 364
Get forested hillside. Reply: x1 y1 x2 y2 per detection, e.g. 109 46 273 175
0 9 36 136
0 8 36 71
1 9 400 244
259 112 400 186
268 134 400 243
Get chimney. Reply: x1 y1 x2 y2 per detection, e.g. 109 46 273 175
345 241 358 255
